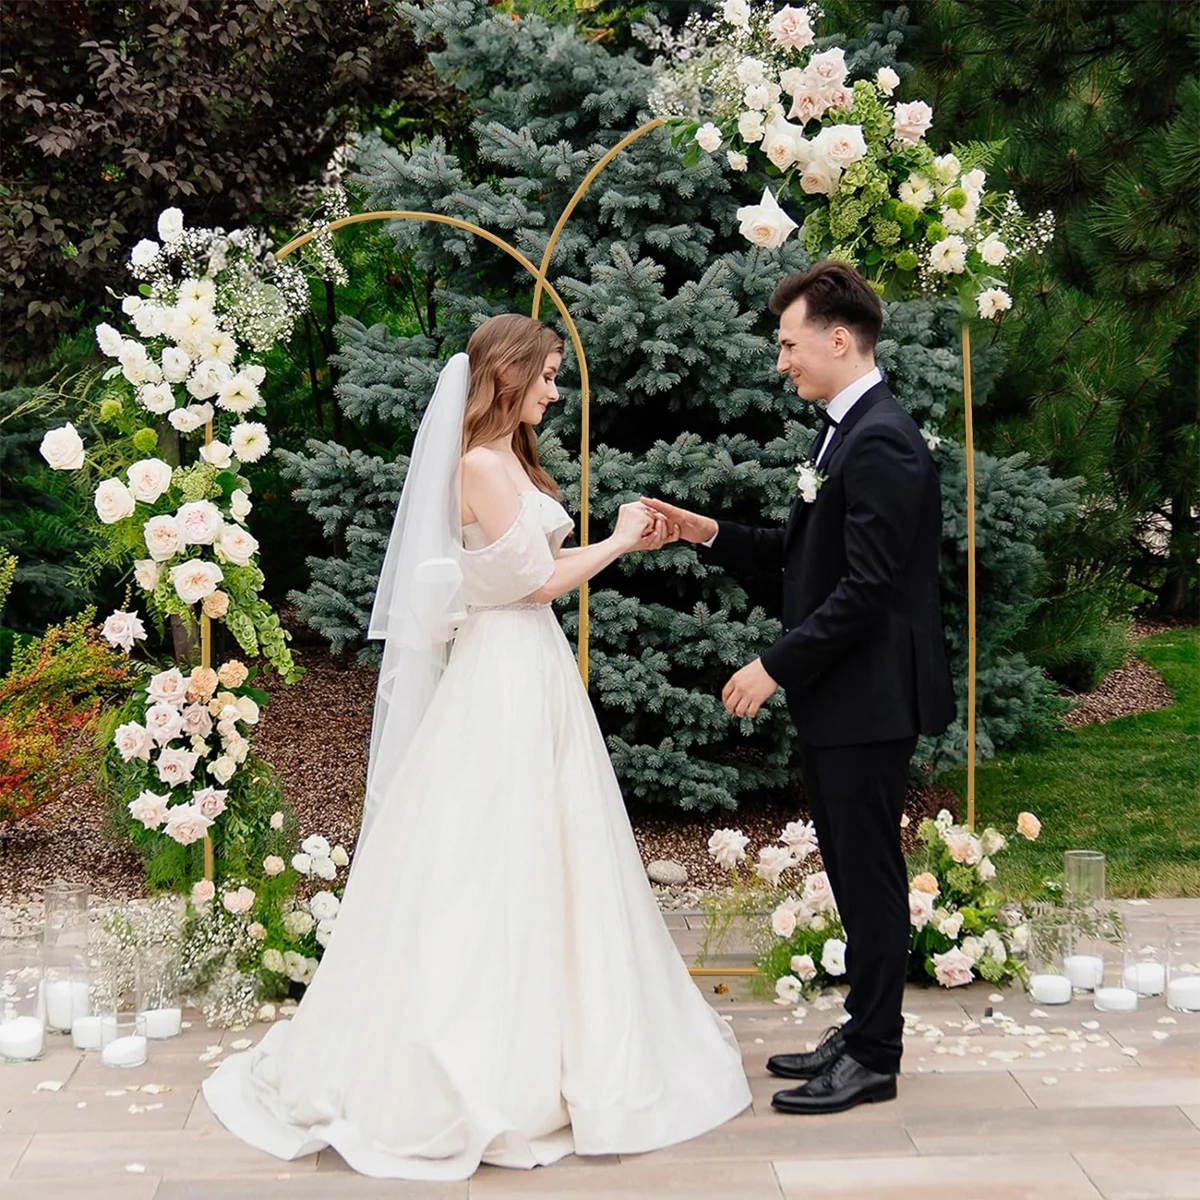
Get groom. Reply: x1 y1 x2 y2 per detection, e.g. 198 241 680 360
645 260 955 1115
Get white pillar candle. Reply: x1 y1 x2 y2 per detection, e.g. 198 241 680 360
1167 976 1200 1012
1028 973 1073 1004
100 1034 147 1069
1093 986 1138 1013
71 1015 117 1050
0 1015 45 1061
1064 954 1104 991
43 980 90 1031
1123 961 1166 996
136 1007 182 1039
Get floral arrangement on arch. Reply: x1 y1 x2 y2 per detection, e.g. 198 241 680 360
646 1 1054 316
703 807 1043 1002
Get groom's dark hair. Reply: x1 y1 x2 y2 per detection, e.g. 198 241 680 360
769 261 882 351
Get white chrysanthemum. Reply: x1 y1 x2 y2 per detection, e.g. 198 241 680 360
138 382 177 415
178 277 216 307
230 422 270 463
694 123 722 153
898 175 935 211
928 235 968 274
976 287 1013 320
95 322 124 357
216 374 261 414
168 300 219 345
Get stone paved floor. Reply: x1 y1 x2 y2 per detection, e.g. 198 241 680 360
2 900 1198 1199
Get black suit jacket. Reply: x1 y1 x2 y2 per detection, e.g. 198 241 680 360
702 382 955 746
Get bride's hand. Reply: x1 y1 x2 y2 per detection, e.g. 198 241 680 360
613 501 656 551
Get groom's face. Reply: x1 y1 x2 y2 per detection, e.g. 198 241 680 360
776 297 843 402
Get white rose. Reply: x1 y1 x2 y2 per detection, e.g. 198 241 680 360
737 111 765 144
39 423 86 470
311 856 336 882
329 844 349 868
215 373 260 414
245 364 266 386
976 287 1013 320
262 948 285 973
941 202 978 233
721 0 750 30
743 84 771 111
933 153 961 183
929 235 968 274
175 499 223 545
790 953 817 982
143 514 183 562
812 123 867 167
962 168 986 192
309 892 340 921
208 754 237 784
979 234 1008 266
735 56 766 87
780 819 819 859
180 703 212 737
119 341 156 386
224 733 249 764
138 382 177 415
803 870 837 913
199 440 233 469
707 828 750 870
909 890 936 930
936 910 965 940
736 187 799 249
126 457 173 503
769 5 814 51
771 903 797 938
95 322 124 357
808 47 848 86
186 358 233 401
756 845 797 887
694 122 722 154
726 150 749 172
234 696 260 725
764 129 801 171
291 853 313 876
94 478 136 524
892 100 934 147
113 722 154 763
876 66 900 95
230 422 270 463
170 558 224 603
799 156 840 196
283 910 315 938
898 175 935 211
128 790 170 830
168 403 213 434
977 857 997 882
161 346 192 383
130 238 159 269
301 834 331 859
156 745 200 787
144 703 185 743
229 488 253 521
157 207 184 241
217 524 259 567
774 975 802 1004
147 666 189 706
315 918 336 949
821 938 848 976
101 609 146 652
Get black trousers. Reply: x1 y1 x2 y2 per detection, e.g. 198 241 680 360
800 736 916 1076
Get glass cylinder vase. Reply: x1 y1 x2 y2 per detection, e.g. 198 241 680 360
98 954 146 1069
1166 921 1200 1013
0 930 45 1063
41 882 89 951
1122 914 1168 997
1063 850 1106 908
1024 920 1073 1006
136 945 182 1040
1092 934 1138 1013
41 947 90 1035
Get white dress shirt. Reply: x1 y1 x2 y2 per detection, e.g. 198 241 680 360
702 365 883 548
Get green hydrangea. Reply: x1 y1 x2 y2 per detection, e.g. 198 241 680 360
99 398 123 422
925 222 948 244
173 462 218 502
871 217 902 247
895 248 919 271
132 427 159 454
829 194 869 241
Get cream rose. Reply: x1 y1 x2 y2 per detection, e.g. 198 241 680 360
180 703 213 737
143 515 182 562
910 872 940 896
40 423 86 470
807 47 848 86
707 828 750 869
803 870 836 913
208 754 237 784
876 66 900 95
726 150 749 172
222 886 255 914
164 802 211 846
199 440 233 469
979 234 1008 266
799 157 840 196
133 559 160 591
736 187 799 249
892 100 933 147
157 207 184 241
202 590 229 618
821 938 847 976
909 890 935 929
125 457 173 504
736 110 765 144
263 855 286 877
170 558 224 604
768 5 814 51
113 721 154 763
218 524 259 567
175 500 223 545
156 745 200 787
102 609 146 652
229 488 253 521
790 953 817 981
771 903 798 938
812 123 867 167
148 666 189 706
94 478 136 524
932 946 975 987
788 89 828 125
128 790 170 830
191 878 215 906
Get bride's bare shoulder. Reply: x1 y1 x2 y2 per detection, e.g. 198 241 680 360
460 447 520 525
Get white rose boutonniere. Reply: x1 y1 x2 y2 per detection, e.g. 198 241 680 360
795 462 826 503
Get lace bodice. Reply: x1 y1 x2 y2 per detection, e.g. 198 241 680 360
460 490 574 609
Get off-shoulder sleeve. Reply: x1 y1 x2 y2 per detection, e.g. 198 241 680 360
460 493 556 607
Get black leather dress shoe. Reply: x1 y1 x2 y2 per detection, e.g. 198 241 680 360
771 1051 897 1115
766 1025 846 1080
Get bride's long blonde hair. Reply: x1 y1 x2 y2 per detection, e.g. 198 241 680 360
464 314 563 497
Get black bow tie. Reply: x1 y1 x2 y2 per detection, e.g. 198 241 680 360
817 408 839 431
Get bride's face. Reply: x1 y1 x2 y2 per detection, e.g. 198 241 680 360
517 352 562 426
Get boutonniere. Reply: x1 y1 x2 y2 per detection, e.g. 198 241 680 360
795 462 826 504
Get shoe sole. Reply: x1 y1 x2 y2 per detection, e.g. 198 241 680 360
771 1081 898 1115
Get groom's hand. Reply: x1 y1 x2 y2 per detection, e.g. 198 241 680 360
722 658 779 719
641 497 716 545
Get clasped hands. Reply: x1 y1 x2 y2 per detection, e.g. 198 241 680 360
613 496 779 720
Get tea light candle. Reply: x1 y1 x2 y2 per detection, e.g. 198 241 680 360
1167 976 1200 1012
71 1015 117 1050
1093 986 1138 1013
1123 961 1166 996
137 1007 182 1039
100 1034 147 1068
0 1015 45 1061
1064 954 1104 991
43 980 89 1031
1028 973 1072 1004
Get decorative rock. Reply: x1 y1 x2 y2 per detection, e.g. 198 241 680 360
647 859 688 886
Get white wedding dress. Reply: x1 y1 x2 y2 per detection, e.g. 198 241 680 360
202 488 750 1180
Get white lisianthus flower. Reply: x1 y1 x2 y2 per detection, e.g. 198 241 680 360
790 953 817 981
132 305 168 340
229 488 253 521
168 403 213 434
929 235 968 274
113 721 154 763
94 478 135 524
707 828 750 869
217 524 259 567
722 0 751 30
170 558 223 604
175 499 223 545
978 234 1008 266
876 66 900 95
101 609 147 652
932 153 961 183
128 790 171 830
95 323 124 357
976 287 1013 320
208 754 237 784
756 845 798 887
771 903 798 938
216 373 261 414
329 844 349 868
811 123 867 168
157 207 184 242
796 462 824 502
301 834 331 859
138 382 177 415
962 168 987 192
821 938 848 976
143 514 182 562
230 421 270 463
199 440 233 469
130 238 160 269
898 174 935 211
126 458 173 503
694 122 722 153
315 918 337 949
161 346 192 383
892 100 934 147
736 187 799 249
262 948 285 973
309 892 340 921
774 975 803 1004
799 156 840 196
39 423 86 470
736 110 765 144
186 358 233 401
726 150 749 172
768 5 814 51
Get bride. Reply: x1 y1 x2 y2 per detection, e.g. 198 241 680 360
202 313 751 1180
